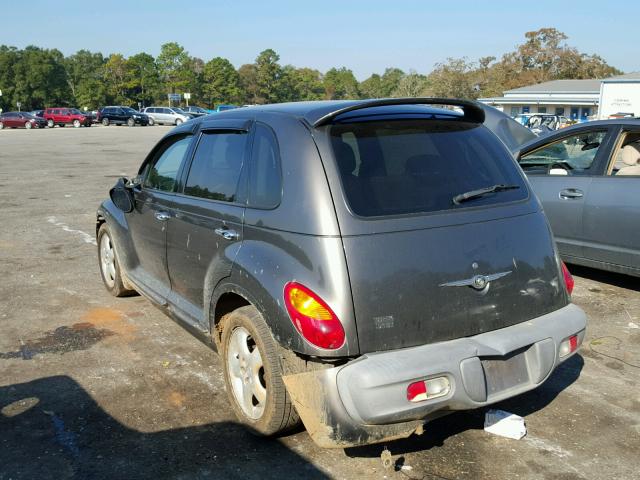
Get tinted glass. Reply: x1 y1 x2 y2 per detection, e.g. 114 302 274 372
330 120 527 217
122 107 136 113
144 136 192 192
248 124 281 208
519 130 606 175
184 131 247 202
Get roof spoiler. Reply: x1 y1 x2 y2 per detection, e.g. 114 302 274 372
313 97 485 127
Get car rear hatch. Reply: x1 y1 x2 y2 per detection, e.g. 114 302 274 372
314 102 568 353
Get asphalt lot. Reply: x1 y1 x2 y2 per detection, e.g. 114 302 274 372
1 125 639 480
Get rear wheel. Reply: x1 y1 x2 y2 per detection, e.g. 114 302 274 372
25 122 32 129
102 118 109 126
220 306 300 436
147 117 154 126
73 119 81 128
127 117 135 127
175 118 183 126
97 224 135 297
47 119 54 128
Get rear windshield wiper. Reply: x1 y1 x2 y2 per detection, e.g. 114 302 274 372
452 184 520 205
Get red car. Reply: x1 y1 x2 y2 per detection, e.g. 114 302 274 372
43 108 92 128
0 111 48 129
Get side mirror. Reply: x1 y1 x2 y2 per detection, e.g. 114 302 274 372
109 177 135 213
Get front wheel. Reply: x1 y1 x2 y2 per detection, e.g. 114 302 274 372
175 118 183 126
47 119 54 128
220 306 300 436
97 224 135 297
73 119 81 128
102 118 109 126
25 122 32 129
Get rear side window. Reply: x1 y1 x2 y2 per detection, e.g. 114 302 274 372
144 136 192 192
184 131 248 202
330 120 527 217
248 124 281 209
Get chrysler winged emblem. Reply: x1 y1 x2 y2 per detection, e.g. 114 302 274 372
439 271 512 290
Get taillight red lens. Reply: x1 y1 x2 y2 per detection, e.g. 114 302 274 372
561 261 574 295
283 282 345 350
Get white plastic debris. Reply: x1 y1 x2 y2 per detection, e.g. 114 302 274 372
484 409 527 440
628 322 639 329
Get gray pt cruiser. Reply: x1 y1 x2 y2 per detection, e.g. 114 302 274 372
97 98 587 448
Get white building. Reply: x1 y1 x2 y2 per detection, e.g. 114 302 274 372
479 79 601 121
598 72 640 119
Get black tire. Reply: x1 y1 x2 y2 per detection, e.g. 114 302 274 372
47 119 54 128
220 306 300 436
102 118 109 126
175 118 183 126
97 224 135 297
25 122 32 129
147 117 154 126
127 117 135 127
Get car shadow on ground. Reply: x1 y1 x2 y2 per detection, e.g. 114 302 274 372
345 354 583 459
568 264 639 291
0 375 328 480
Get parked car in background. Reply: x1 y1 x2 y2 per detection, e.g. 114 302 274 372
213 104 237 113
97 106 149 126
97 98 586 448
141 106 190 125
82 110 98 124
515 119 640 277
0 111 47 129
182 106 209 117
43 108 92 128
608 112 635 119
515 113 571 136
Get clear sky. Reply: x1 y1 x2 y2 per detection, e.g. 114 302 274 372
2 0 637 79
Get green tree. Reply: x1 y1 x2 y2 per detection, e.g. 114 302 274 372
392 71 429 97
426 57 479 99
12 46 69 110
0 46 19 111
323 67 359 99
202 57 241 107
156 42 192 96
359 74 383 98
254 49 282 104
125 52 160 107
64 50 106 109
278 66 324 102
103 53 129 104
238 63 258 104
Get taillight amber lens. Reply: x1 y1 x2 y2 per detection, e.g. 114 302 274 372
284 282 345 350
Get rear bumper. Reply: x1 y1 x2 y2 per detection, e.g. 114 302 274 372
283 303 587 448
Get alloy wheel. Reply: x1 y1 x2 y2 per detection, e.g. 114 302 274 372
226 326 267 420
99 233 116 289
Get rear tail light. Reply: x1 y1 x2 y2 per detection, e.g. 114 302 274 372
407 377 451 402
561 261 574 295
559 334 580 357
284 282 345 350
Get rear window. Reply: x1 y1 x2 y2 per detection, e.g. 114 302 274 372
330 119 527 217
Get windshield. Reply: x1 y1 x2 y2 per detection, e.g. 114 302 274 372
330 119 527 217
173 108 186 114
70 109 83 115
122 107 138 113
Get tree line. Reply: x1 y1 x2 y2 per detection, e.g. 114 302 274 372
0 28 621 112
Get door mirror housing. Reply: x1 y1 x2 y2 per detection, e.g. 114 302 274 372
109 177 135 213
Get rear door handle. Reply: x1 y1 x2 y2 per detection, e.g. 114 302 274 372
214 227 239 241
559 188 584 199
154 211 171 221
